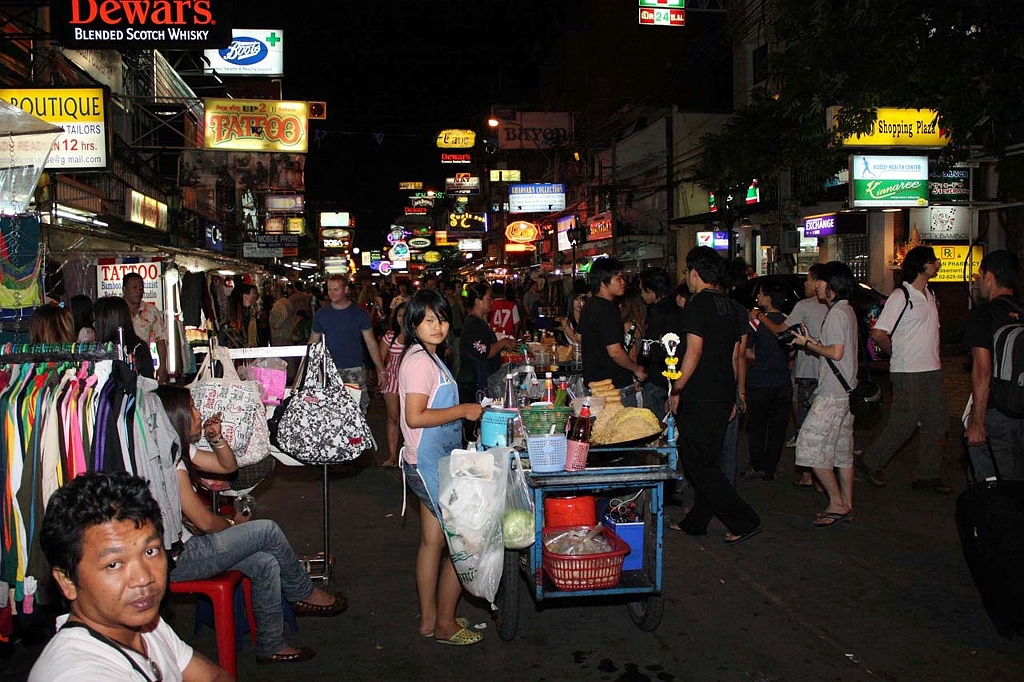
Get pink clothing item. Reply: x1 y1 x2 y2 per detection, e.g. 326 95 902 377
381 330 404 394
397 346 442 465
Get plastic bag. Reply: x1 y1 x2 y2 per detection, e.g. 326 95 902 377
437 448 509 604
503 449 535 549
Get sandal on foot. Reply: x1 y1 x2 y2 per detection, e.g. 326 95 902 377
293 591 348 617
722 527 762 547
814 511 852 527
435 626 483 646
422 617 469 638
668 522 707 536
256 646 316 665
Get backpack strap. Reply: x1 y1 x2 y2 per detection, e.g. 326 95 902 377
888 284 913 336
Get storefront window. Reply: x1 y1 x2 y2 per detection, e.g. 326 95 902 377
841 235 870 282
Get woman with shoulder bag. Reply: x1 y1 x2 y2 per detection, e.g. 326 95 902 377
789 262 860 528
399 290 484 646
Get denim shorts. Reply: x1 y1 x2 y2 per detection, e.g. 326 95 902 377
402 461 438 518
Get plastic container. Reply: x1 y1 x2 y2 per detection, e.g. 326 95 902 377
519 405 572 436
604 516 643 571
541 525 630 591
480 407 518 447
544 496 597 527
526 434 567 472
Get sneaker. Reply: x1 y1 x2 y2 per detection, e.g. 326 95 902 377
739 467 767 480
853 453 886 487
784 436 797 448
911 478 954 494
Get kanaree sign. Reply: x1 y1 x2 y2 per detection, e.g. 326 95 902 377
50 0 233 49
204 98 308 152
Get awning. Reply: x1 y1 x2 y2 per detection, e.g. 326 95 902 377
0 100 63 214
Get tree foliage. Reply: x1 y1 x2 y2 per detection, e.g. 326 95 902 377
695 0 1024 202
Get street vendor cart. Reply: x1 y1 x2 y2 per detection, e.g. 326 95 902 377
495 443 679 640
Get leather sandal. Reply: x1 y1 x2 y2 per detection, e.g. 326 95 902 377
292 591 348 617
256 646 316 665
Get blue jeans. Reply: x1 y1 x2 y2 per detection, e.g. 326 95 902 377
968 409 1024 482
170 519 314 656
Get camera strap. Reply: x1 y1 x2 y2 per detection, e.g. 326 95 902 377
825 357 853 394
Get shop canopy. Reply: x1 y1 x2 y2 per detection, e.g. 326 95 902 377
0 99 63 215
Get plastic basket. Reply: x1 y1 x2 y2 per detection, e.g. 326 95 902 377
526 434 567 472
541 525 630 591
519 405 572 436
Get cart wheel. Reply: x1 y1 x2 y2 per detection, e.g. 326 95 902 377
627 594 665 631
495 549 521 641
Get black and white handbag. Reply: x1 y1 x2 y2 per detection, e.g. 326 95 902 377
276 339 375 464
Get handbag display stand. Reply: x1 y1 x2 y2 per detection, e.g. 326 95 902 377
228 344 335 582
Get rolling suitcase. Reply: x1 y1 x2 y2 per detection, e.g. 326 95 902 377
955 439 1024 638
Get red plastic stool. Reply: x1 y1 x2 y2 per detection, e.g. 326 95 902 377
169 570 258 678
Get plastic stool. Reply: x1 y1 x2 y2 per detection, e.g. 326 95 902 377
169 570 257 678
195 585 298 649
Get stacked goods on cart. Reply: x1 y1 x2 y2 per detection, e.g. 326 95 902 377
591 405 662 445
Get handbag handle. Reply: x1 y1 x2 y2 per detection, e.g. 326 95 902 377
293 342 315 392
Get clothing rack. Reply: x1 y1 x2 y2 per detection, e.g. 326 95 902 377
0 342 123 365
225 343 336 582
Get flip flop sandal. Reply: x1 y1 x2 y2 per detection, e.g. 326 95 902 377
256 646 317 665
293 591 348 617
422 617 469 638
668 522 707 536
813 511 852 527
722 527 762 547
435 626 483 646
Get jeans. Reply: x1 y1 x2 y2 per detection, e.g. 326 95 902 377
747 385 792 476
968 409 1024 482
862 370 947 480
643 381 669 422
677 400 761 536
170 520 314 656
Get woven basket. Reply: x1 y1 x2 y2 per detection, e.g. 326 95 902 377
519 405 572 436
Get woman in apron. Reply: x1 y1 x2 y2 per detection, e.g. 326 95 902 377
398 290 484 645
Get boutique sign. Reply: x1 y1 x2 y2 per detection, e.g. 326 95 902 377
50 0 233 49
802 213 836 238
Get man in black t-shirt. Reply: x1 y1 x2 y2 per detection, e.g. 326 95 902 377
965 250 1024 481
668 247 761 544
641 267 683 420
580 258 648 397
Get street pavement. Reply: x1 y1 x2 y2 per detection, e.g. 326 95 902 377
6 355 1024 681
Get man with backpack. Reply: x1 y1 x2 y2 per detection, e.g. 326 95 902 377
964 250 1024 481
855 246 952 493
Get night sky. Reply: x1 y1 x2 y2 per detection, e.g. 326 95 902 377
238 0 572 250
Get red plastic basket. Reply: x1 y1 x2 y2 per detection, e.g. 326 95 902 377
541 525 630 591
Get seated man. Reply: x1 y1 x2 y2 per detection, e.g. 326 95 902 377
32 472 231 681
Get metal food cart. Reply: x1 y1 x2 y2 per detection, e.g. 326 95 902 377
495 444 679 640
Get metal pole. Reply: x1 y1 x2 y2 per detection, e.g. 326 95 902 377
322 464 331 582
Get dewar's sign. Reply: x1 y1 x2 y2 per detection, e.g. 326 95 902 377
50 0 233 49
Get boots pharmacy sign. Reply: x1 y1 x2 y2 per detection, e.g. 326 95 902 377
203 99 308 152
0 87 109 171
850 155 929 208
50 0 232 49
204 29 284 76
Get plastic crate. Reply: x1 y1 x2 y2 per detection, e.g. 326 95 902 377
526 434 567 472
541 525 630 591
519 405 572 436
604 517 643 571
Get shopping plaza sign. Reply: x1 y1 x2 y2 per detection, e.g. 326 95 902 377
828 107 950 148
850 155 929 208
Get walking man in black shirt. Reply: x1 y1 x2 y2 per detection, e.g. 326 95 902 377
668 247 762 545
580 258 647 400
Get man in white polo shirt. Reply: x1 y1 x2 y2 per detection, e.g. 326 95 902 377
855 246 952 493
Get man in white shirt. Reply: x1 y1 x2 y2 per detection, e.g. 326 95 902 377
855 246 952 493
123 272 168 384
32 473 230 681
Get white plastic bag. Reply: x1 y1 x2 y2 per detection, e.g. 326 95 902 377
437 448 509 604
503 449 535 549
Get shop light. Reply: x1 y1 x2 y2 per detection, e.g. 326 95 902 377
217 269 236 276
881 208 901 213
54 207 109 228
299 261 318 268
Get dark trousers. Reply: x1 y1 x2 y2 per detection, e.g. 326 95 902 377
678 400 761 535
747 385 793 476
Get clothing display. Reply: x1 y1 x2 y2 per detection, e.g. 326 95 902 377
0 343 180 619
